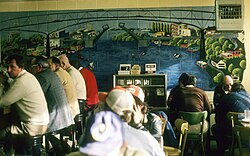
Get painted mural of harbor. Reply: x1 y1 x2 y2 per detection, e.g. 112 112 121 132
70 40 214 91
0 8 246 91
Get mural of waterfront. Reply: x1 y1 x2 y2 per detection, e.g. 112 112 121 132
69 40 214 91
0 7 246 92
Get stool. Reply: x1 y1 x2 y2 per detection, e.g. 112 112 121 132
74 114 85 139
45 125 76 154
12 134 43 156
81 105 97 131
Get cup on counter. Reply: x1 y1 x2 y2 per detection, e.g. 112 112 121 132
244 110 250 120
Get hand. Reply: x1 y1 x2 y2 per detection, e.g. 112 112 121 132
132 103 142 124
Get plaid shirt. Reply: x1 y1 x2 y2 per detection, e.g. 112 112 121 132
36 69 74 133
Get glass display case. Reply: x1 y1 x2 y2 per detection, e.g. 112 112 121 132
113 74 167 108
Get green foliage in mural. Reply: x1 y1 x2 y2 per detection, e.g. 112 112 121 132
228 63 234 73
112 33 136 42
218 36 226 45
228 44 235 50
29 34 45 45
212 41 220 51
232 68 243 80
213 73 224 84
204 34 246 84
151 22 171 35
240 60 246 69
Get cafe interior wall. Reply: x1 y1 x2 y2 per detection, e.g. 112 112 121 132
0 0 250 92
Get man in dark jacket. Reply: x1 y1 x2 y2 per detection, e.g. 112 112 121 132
212 82 250 155
213 75 233 109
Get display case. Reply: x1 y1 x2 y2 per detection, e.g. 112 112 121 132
113 74 167 108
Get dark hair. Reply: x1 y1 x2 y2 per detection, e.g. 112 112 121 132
33 56 49 68
178 73 189 83
6 54 25 68
133 95 148 114
70 59 81 69
50 56 61 65
231 82 246 92
183 74 196 86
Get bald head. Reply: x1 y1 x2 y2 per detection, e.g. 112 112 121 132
58 54 71 70
223 75 233 92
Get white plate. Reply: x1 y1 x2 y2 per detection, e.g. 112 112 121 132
241 118 250 122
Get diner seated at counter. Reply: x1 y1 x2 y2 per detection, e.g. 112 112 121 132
1 56 249 156
0 54 49 155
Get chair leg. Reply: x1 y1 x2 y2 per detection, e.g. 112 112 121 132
201 141 206 156
32 136 42 156
229 134 235 156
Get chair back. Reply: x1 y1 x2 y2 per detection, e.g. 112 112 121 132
161 118 167 135
232 125 250 156
178 111 208 125
178 111 208 156
226 112 244 128
175 119 188 156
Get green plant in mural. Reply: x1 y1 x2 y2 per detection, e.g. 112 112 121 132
29 34 45 45
232 68 243 80
213 73 224 84
228 63 234 73
152 22 171 35
240 60 246 69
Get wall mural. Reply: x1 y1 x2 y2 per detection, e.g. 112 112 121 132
0 7 245 92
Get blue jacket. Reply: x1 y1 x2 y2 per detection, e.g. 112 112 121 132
215 91 250 130
156 111 178 147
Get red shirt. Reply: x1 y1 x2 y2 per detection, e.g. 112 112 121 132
79 68 99 106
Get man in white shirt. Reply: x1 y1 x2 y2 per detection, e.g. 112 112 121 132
59 54 87 113
0 54 49 139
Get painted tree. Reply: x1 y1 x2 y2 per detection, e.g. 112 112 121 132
213 73 224 83
228 63 234 73
232 68 243 80
240 60 246 69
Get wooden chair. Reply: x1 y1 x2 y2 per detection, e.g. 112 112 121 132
161 118 167 135
163 119 188 156
227 112 244 128
231 125 250 156
226 112 245 156
178 111 208 156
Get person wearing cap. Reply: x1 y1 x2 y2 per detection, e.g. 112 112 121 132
126 85 161 137
213 75 234 109
31 56 74 155
127 85 177 148
104 87 165 156
68 111 149 156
